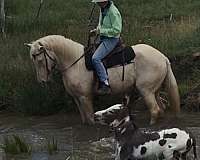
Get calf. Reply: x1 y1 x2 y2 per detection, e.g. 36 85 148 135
112 116 197 160
94 96 129 125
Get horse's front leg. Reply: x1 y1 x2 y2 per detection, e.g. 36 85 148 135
78 96 95 125
73 96 86 124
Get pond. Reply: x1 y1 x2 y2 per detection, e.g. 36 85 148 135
0 110 199 160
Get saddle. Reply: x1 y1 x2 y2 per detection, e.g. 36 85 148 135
84 36 136 71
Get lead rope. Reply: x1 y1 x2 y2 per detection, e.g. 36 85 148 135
87 3 96 48
88 4 96 27
122 47 125 81
61 4 97 73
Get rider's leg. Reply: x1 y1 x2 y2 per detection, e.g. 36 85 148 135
92 37 119 87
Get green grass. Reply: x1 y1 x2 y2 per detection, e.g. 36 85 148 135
1 135 32 155
0 0 199 114
46 137 58 155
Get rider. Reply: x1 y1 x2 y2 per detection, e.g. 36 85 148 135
91 0 122 95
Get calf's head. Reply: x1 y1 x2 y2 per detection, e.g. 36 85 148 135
110 116 137 144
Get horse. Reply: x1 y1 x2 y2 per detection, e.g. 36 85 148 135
26 35 180 125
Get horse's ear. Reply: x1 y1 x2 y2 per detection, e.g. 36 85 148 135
24 43 32 48
38 42 46 51
38 41 43 47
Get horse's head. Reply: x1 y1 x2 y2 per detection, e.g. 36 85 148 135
25 41 57 83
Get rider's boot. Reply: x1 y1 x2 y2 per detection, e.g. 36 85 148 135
97 81 111 95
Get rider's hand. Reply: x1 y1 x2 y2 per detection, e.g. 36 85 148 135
90 29 97 35
90 28 99 35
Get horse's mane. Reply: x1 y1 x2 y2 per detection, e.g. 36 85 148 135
35 35 84 60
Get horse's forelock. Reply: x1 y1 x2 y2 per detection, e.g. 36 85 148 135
35 38 50 50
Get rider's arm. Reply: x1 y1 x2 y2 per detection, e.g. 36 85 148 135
100 9 122 37
99 5 122 38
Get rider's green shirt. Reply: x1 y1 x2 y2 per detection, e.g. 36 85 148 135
98 2 122 38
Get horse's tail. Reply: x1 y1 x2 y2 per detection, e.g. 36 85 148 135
164 59 180 114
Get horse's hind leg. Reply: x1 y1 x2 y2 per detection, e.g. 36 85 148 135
155 91 166 117
143 92 161 125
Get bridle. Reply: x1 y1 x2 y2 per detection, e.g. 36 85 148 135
32 42 85 76
31 3 97 76
32 45 57 76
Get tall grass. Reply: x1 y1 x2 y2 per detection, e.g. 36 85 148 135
0 0 200 114
1 135 32 155
46 137 58 155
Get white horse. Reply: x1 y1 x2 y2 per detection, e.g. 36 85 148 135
26 35 180 125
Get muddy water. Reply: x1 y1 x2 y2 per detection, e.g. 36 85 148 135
0 110 199 160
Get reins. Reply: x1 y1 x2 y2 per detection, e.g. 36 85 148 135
60 53 85 72
34 42 85 73
43 50 56 75
33 42 57 75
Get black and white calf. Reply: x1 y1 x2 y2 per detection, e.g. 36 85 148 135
112 116 197 160
94 96 129 125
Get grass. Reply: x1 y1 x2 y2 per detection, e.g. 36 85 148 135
1 135 32 155
0 0 199 114
46 137 58 155
1 135 58 156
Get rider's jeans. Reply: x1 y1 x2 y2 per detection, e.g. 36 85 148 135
92 37 119 83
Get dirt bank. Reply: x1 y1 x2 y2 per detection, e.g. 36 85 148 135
170 53 200 111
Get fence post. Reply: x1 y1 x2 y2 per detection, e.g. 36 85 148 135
35 0 44 20
0 0 5 37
